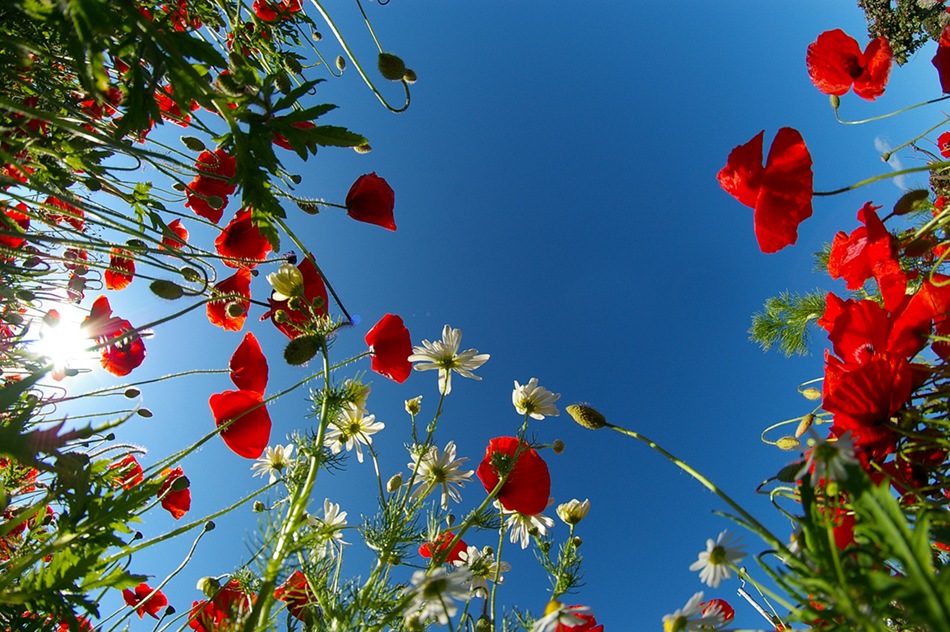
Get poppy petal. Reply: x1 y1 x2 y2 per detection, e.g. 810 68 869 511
229 332 268 394
210 389 272 459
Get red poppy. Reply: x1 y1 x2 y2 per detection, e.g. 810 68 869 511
717 128 813 253
190 579 254 630
44 196 85 231
162 0 202 31
701 599 735 624
365 313 412 383
56 616 93 632
215 208 273 269
933 24 950 93
827 202 906 311
822 351 912 430
476 436 550 515
81 296 146 376
806 29 893 100
419 532 467 564
185 148 238 224
0 202 30 249
272 120 316 151
158 466 191 519
260 256 328 339
345 172 396 231
555 608 604 632
252 0 302 22
209 389 271 458
154 84 198 127
105 248 135 290
207 268 252 331
162 218 189 249
109 454 144 489
229 332 268 394
123 582 169 618
274 570 315 621
940 132 950 159
189 599 225 632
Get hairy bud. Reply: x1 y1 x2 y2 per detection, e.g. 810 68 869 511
566 404 606 430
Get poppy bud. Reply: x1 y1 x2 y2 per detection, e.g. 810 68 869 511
182 136 206 152
893 189 930 216
377 52 407 81
800 387 821 401
284 55 303 75
386 473 402 493
125 388 141 398
335 55 346 71
284 334 321 366
354 143 372 154
552 439 565 454
830 94 840 109
196 577 221 598
566 404 606 430
403 68 417 84
776 436 800 451
297 201 321 215
275 72 291 94
795 413 815 438
226 302 246 318
475 615 492 632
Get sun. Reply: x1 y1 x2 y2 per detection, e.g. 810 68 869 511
30 303 95 379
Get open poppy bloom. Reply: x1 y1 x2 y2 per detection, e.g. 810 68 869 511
345 172 396 231
162 218 189 249
556 608 604 632
108 454 144 489
476 436 550 515
274 570 315 621
158 466 191 519
828 202 906 311
806 29 893 100
700 599 735 625
365 313 412 383
81 295 146 376
419 532 468 564
933 25 950 93
207 268 252 331
123 582 169 618
210 390 271 458
717 128 813 253
185 148 238 224
252 0 302 22
44 196 85 231
215 208 273 268
190 579 255 631
105 248 135 290
260 256 328 339
0 202 30 249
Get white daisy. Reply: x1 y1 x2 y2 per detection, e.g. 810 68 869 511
452 545 511 598
512 378 560 419
250 443 295 484
662 592 726 631
497 501 555 550
266 263 304 301
403 567 472 625
689 530 745 588
307 498 349 560
796 429 859 487
408 441 474 509
556 498 590 526
531 602 590 632
324 403 384 463
408 324 489 395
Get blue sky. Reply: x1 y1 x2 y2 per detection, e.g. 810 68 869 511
72 1 950 629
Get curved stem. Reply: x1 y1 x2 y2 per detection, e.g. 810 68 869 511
833 95 950 125
816 159 950 197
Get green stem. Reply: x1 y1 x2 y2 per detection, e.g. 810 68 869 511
815 159 950 197
833 95 950 125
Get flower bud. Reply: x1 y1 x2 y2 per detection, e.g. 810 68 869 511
226 302 246 318
572 536 583 548
403 68 417 84
284 334 322 366
795 413 815 438
335 55 346 71
386 473 403 493
556 498 590 526
776 436 800 451
800 387 821 401
377 52 407 81
552 439 564 454
253 501 266 512
566 404 606 430
830 94 840 109
354 143 372 154
124 388 141 398
405 396 423 415
267 263 304 301
196 576 221 598
475 615 493 632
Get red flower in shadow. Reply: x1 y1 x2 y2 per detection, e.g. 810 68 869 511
185 148 237 223
162 218 189 249
215 208 273 269
81 296 146 376
44 196 85 231
105 248 135 290
365 313 412 383
261 256 328 339
272 120 316 151
158 466 191 519
828 202 906 312
253 0 302 22
806 29 892 100
274 570 315 621
476 436 550 515
207 268 252 331
123 582 169 618
419 532 467 564
717 128 813 253
109 454 144 489
933 25 950 93
346 172 396 231
0 202 30 249
190 579 255 631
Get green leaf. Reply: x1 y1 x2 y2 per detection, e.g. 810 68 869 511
309 125 367 148
749 290 826 356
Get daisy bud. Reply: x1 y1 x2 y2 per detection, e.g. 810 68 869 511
776 436 800 451
405 395 422 415
253 501 266 512
566 404 606 430
572 536 583 548
312 31 322 41
284 334 322 366
196 576 221 598
386 473 403 493
335 55 346 71
795 413 815 438
377 52 407 81
273 309 291 324
800 387 821 401
556 498 590 526
552 439 565 454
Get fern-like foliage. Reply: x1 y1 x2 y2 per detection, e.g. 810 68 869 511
749 291 827 356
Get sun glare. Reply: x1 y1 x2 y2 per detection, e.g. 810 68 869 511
31 304 95 378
